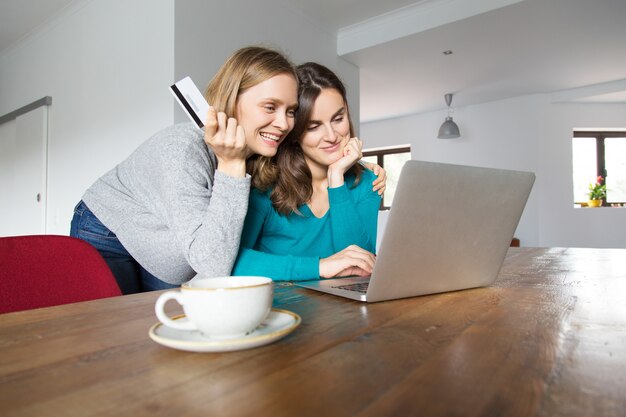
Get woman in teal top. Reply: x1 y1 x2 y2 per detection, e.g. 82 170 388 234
233 62 381 281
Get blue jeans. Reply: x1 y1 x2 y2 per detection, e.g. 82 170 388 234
70 201 178 294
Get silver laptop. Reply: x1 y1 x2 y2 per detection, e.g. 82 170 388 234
295 160 535 302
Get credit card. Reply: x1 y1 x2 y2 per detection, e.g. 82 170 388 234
169 76 210 128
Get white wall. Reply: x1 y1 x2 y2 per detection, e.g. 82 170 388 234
539 102 626 248
361 94 626 248
173 0 360 128
0 0 176 234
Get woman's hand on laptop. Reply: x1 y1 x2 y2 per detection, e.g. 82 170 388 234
319 245 375 278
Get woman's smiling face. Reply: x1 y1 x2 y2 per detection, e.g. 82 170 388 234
235 73 299 158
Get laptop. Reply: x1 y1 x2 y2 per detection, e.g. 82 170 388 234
295 160 535 302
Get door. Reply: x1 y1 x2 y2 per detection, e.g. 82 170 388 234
0 105 49 236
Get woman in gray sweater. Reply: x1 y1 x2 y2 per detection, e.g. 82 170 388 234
70 47 300 294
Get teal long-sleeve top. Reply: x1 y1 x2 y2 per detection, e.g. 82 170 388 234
232 168 381 281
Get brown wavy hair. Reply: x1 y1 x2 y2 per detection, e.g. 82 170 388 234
203 46 297 180
256 62 363 215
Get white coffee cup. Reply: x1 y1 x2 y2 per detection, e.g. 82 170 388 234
155 276 273 339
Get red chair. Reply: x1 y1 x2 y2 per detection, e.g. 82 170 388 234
0 235 121 314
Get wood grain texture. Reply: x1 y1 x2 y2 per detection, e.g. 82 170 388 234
1 248 625 417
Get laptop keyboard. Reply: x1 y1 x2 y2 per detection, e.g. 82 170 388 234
333 281 369 294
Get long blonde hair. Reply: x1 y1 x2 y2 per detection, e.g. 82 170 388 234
204 46 297 183
205 46 297 116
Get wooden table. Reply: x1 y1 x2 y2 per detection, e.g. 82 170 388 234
1 247 625 417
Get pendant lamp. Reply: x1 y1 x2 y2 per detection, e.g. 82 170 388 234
437 93 460 139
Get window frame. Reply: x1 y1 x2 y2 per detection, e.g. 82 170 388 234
573 130 626 207
362 145 411 210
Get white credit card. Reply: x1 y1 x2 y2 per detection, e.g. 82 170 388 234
169 76 209 129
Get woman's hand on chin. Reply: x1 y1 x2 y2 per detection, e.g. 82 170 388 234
327 137 363 187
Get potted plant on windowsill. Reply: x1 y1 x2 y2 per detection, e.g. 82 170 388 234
587 176 606 207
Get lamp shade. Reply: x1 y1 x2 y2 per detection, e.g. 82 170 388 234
438 93 461 139
438 117 460 139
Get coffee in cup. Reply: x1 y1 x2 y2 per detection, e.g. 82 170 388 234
155 276 273 339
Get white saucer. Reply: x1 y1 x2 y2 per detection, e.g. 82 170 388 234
149 308 301 352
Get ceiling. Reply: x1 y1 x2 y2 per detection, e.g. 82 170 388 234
286 0 626 121
2 0 626 122
0 0 76 52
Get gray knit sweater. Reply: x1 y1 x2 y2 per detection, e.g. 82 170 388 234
82 123 251 284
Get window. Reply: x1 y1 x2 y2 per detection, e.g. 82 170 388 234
362 145 411 209
572 131 626 207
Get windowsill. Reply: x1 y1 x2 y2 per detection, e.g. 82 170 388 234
574 203 626 208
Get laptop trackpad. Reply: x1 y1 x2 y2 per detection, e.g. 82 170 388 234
296 276 370 301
